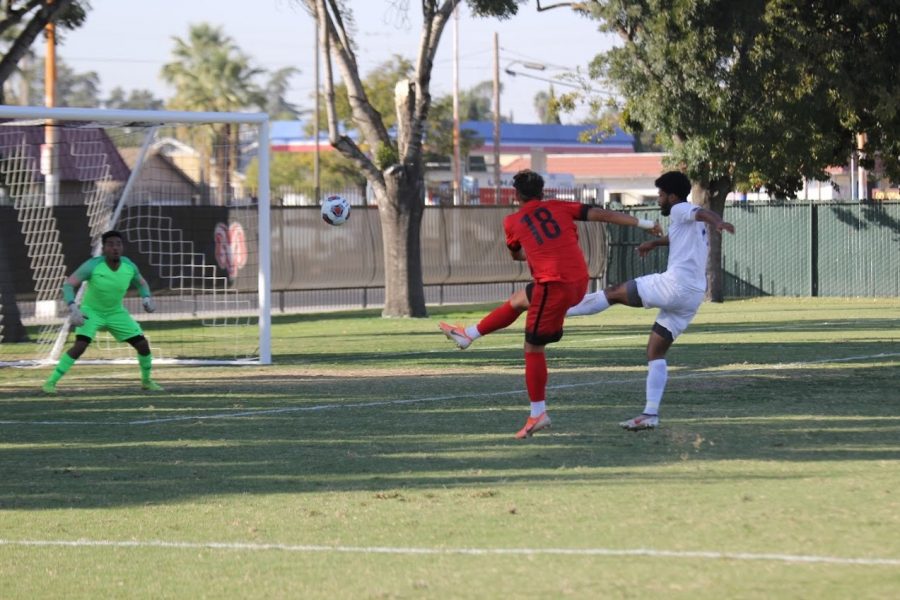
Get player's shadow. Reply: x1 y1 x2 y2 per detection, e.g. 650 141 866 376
1 329 897 511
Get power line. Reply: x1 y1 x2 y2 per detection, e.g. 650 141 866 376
504 68 616 98
499 48 574 72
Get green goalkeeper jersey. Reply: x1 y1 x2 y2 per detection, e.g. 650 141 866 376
64 256 150 313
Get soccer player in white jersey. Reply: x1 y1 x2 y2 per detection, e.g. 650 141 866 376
566 171 735 430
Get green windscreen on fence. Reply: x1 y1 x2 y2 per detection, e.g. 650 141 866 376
608 200 900 298
724 203 812 297
816 202 900 296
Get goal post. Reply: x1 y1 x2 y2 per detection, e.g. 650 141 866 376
0 105 271 366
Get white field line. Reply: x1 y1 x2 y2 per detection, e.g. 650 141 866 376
129 348 897 425
0 538 897 567
5 319 877 368
427 318 900 354
1 352 897 428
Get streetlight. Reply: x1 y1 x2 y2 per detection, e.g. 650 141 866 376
491 60 550 202
504 60 615 96
494 60 548 183
504 60 547 77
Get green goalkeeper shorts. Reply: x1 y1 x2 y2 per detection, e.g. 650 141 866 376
75 305 144 342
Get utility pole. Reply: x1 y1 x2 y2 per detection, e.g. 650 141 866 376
39 2 60 322
452 6 461 205
314 26 321 205
43 1 59 207
492 32 500 204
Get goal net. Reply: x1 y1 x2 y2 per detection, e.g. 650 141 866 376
0 106 271 366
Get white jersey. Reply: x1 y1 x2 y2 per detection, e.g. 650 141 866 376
663 201 708 292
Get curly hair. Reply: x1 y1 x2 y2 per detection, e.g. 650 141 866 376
101 230 123 243
512 169 544 200
654 171 692 200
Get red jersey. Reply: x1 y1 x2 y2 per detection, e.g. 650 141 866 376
504 199 591 283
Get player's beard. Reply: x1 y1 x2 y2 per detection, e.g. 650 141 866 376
660 197 682 217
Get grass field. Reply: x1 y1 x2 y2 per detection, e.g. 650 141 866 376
1 297 899 599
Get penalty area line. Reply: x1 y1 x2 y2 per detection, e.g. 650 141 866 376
0 538 897 567
3 351 897 427
130 350 898 424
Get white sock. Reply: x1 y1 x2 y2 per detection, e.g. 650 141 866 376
644 359 667 415
566 291 610 317
465 325 481 340
530 401 546 417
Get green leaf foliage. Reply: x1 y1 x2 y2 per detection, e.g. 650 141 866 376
104 87 165 111
374 142 400 170
534 86 562 125
466 0 525 17
161 23 266 113
585 0 899 198
8 56 102 108
309 55 415 135
264 67 303 120
245 150 366 194
424 83 496 160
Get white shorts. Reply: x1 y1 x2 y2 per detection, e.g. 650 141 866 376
634 273 705 339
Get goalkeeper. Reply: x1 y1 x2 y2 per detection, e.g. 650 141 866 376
43 230 162 394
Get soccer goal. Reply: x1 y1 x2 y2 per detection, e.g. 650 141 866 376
0 105 271 366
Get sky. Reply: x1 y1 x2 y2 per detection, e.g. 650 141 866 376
57 0 619 124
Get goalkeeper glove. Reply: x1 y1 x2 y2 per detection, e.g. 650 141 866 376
142 297 156 313
68 303 85 327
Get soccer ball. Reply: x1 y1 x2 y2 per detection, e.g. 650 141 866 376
321 195 351 226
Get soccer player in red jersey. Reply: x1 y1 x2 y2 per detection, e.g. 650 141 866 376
439 169 662 438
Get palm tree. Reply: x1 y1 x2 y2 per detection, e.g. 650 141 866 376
161 23 265 204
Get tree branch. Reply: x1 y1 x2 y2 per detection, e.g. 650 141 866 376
403 0 455 162
0 0 74 91
325 0 358 74
310 0 383 187
536 0 578 11
0 0 42 38
317 0 392 150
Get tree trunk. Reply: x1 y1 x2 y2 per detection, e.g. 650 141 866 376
379 164 426 318
692 177 732 302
